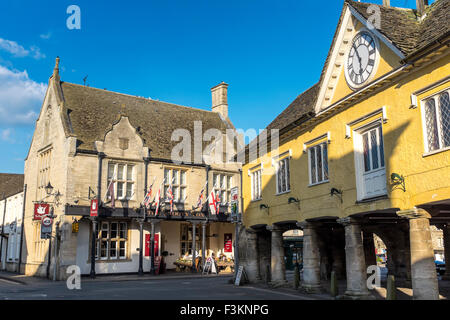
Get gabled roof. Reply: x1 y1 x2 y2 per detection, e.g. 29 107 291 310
59 82 233 161
243 0 449 164
0 174 24 199
266 83 319 131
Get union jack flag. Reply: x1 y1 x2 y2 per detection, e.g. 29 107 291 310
194 182 207 210
143 177 156 208
166 177 175 214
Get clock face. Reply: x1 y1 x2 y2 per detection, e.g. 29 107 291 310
346 31 377 88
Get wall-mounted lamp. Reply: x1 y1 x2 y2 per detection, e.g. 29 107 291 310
330 188 343 203
260 204 269 210
390 173 406 192
45 182 54 196
288 197 300 204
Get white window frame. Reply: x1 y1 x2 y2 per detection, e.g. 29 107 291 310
96 221 128 261
107 162 135 201
274 156 291 195
308 142 329 186
420 87 450 155
164 168 187 203
212 173 233 205
250 169 262 201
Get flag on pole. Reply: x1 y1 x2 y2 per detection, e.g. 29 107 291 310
104 167 117 208
153 178 165 216
208 187 219 215
143 177 156 208
166 177 175 214
195 182 207 210
108 181 115 209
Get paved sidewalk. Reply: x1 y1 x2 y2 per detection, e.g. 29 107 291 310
0 270 234 285
82 271 234 282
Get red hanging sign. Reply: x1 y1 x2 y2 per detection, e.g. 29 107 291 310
224 233 233 253
90 199 99 217
145 233 159 257
34 203 49 220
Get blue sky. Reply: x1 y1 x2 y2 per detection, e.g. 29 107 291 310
0 0 423 173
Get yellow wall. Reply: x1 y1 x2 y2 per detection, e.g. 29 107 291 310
331 21 402 105
243 54 450 228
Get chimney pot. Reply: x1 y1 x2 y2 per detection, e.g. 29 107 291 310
211 82 229 119
383 0 390 7
416 0 429 16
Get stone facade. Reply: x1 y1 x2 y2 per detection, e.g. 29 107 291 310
20 59 242 280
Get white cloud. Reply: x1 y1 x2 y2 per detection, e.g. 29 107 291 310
0 38 29 57
0 65 47 125
40 32 52 40
1 128 13 142
30 46 46 60
0 38 45 60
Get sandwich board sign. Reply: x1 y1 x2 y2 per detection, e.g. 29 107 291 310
41 216 53 239
202 257 217 275
234 265 246 286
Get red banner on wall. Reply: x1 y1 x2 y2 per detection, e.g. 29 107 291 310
90 199 98 217
34 203 49 220
224 233 233 253
145 233 159 257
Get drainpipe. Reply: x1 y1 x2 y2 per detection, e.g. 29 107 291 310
18 185 27 274
139 156 150 275
234 169 243 280
205 165 211 213
91 152 105 278
0 192 6 270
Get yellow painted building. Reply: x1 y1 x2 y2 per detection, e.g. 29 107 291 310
239 0 450 300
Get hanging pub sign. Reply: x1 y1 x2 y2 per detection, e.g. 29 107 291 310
224 233 233 253
90 199 99 217
34 203 50 220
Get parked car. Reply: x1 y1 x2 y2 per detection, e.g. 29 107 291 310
435 261 446 275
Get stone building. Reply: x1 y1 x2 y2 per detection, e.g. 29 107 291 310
0 173 25 272
239 0 450 300
20 59 241 279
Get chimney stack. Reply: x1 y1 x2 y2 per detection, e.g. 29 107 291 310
211 82 229 119
383 0 390 7
416 0 429 16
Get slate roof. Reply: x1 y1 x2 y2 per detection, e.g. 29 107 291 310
266 83 319 131
349 0 450 56
0 174 24 199
59 82 233 161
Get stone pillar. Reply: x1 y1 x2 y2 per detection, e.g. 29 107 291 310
363 231 377 268
266 225 287 285
397 208 439 300
138 220 144 275
246 229 261 282
442 224 450 281
192 221 198 272
297 222 322 292
150 220 156 275
337 217 372 299
202 222 207 270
